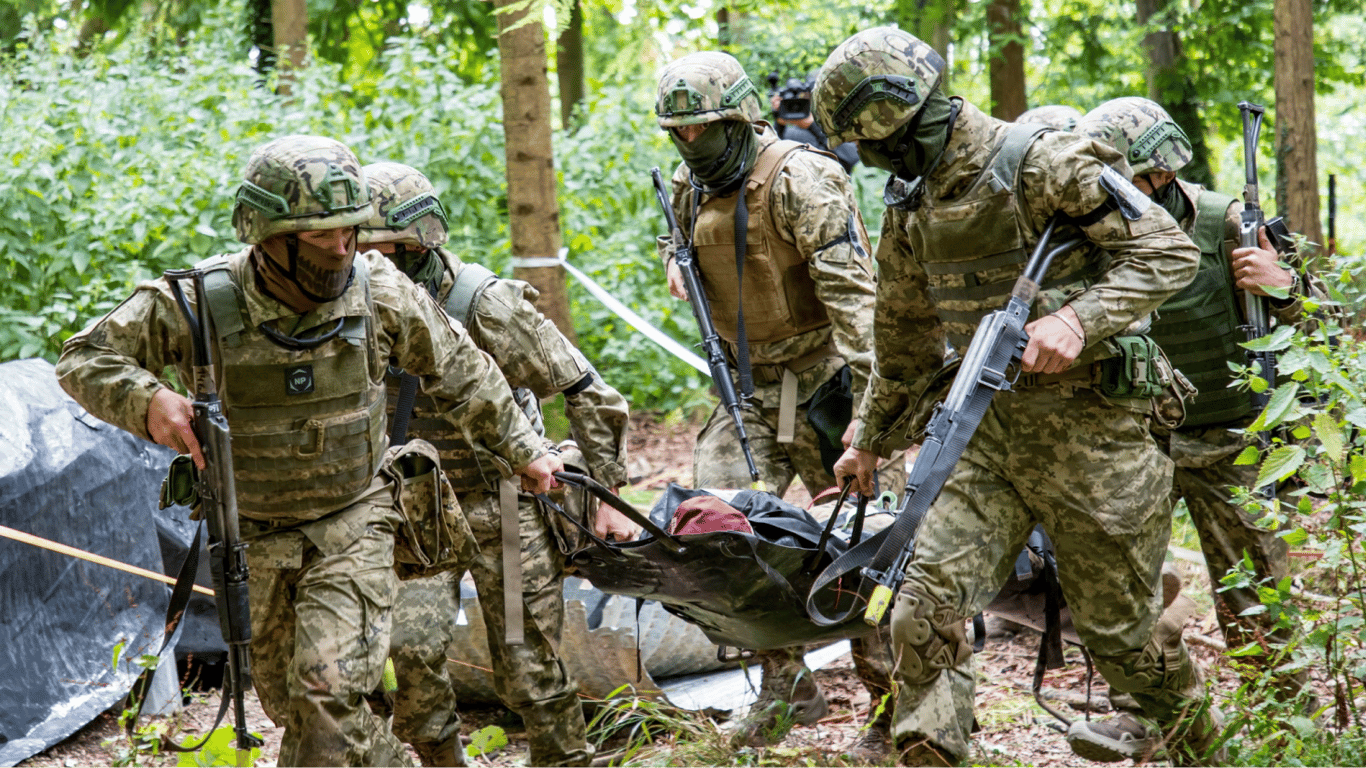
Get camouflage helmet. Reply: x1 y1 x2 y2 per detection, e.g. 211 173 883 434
812 27 946 149
1015 104 1083 131
655 52 762 128
232 135 373 245
1075 97 1192 176
357 162 449 250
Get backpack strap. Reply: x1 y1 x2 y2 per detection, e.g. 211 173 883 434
193 255 246 348
442 262 498 327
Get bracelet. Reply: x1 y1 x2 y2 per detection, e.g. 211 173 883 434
1056 312 1086 343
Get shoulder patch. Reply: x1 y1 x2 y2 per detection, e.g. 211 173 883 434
1098 166 1151 222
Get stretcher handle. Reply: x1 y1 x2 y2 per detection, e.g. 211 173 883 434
552 471 686 553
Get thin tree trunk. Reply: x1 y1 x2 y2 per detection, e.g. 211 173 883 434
1135 0 1211 187
496 0 577 344
891 0 955 91
555 0 585 130
271 0 307 95
986 0 1025 120
716 6 731 49
1273 0 1321 246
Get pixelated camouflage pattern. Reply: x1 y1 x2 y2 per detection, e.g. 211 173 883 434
658 127 880 409
1015 104 1083 131
232 135 374 244
812 26 945 148
885 386 1210 763
1075 97 1193 176
655 51 762 128
244 477 415 767
359 162 450 250
852 100 1199 456
385 248 629 492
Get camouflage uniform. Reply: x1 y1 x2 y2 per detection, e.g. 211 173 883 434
361 162 629 767
814 30 1216 765
655 52 904 754
56 137 546 767
1015 104 1084 131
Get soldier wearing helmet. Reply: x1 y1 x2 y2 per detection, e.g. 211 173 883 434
770 73 860 172
1075 97 1324 736
357 161 634 767
56 135 560 767
1015 104 1084 132
817 29 1222 765
655 51 905 760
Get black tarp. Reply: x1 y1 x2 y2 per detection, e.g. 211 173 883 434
0 359 182 766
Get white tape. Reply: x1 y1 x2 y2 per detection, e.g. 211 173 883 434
551 253 709 375
510 256 566 268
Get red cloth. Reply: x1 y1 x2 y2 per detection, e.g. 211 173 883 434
668 495 754 536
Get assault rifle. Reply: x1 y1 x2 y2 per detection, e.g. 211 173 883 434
806 215 1082 627
651 166 765 492
1237 101 1287 501
166 268 262 767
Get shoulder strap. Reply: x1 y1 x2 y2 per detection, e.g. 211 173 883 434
194 254 246 348
747 139 810 191
1192 188 1237 257
988 123 1050 195
442 262 498 327
339 256 371 345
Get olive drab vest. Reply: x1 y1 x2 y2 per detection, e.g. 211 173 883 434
689 139 832 345
908 124 1107 353
384 257 544 493
1149 186 1252 427
196 253 386 521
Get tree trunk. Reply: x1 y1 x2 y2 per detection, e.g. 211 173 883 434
245 0 275 74
555 0 585 130
891 0 955 91
1273 0 1320 247
270 0 307 95
986 0 1025 120
496 0 577 344
716 6 731 49
1135 0 1212 187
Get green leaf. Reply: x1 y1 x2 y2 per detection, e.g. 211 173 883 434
1241 324 1296 352
1248 382 1300 431
1291 424 1311 440
177 725 261 767
1315 412 1346 463
1256 445 1306 488
1288 715 1317 738
1232 445 1260 466
112 640 125 671
1351 454 1366 485
1227 642 1265 657
466 725 508 758
1280 528 1308 547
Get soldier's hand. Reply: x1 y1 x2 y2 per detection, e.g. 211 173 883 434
1022 305 1084 374
841 418 861 449
594 488 642 542
833 446 879 496
147 387 205 470
518 453 563 495
1231 226 1294 297
666 258 689 301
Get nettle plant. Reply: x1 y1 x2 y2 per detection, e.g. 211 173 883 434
1220 250 1366 762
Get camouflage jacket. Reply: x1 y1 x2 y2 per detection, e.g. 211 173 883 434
854 100 1200 456
659 123 879 410
425 247 629 488
56 248 546 511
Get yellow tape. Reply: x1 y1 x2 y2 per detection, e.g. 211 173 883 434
383 657 399 693
0 524 214 597
864 584 893 627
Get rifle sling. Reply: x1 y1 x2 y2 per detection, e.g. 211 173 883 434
389 371 420 446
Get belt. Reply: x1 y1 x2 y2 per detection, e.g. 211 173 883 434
749 341 839 386
1015 362 1098 389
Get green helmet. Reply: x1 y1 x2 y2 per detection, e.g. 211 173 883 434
358 162 449 250
1015 104 1083 131
655 52 762 128
232 135 373 245
1075 97 1192 176
812 26 946 149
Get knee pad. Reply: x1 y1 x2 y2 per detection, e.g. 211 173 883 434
890 590 971 686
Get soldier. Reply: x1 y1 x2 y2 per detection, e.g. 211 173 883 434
55 135 560 767
815 28 1221 766
1015 104 1084 131
654 51 905 761
356 162 636 767
1075 97 1323 735
770 74 860 172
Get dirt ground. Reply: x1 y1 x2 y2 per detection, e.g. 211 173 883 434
17 412 1291 767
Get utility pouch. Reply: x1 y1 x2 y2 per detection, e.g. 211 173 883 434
804 366 854 477
380 439 478 581
1097 335 1167 399
538 440 595 555
159 454 201 517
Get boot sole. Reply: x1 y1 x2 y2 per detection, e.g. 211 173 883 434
1066 722 1162 763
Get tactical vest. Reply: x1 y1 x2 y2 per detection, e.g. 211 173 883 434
689 140 830 345
385 257 544 493
908 124 1107 352
197 253 386 522
1149 187 1252 427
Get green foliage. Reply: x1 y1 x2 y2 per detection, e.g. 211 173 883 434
585 684 724 766
465 724 509 759
176 726 263 767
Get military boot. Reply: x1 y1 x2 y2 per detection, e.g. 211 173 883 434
518 691 593 767
845 702 894 764
1066 713 1163 763
730 651 828 748
412 732 468 767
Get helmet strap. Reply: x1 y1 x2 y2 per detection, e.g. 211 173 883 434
884 97 962 212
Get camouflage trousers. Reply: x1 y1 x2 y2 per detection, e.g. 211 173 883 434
1161 425 1303 692
245 477 413 767
387 489 589 767
695 397 906 722
889 385 1207 763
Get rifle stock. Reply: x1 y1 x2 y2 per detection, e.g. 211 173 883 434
166 269 262 766
651 167 765 491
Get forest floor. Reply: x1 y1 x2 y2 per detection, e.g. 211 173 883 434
18 412 1310 768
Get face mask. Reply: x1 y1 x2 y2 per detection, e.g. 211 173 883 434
671 120 757 193
257 228 357 311
856 88 954 182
